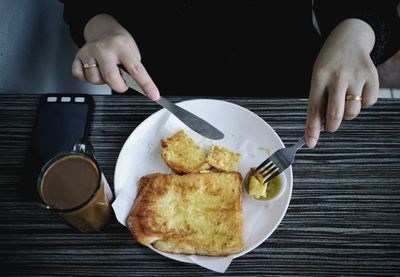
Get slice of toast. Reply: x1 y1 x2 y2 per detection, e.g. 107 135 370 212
126 172 244 256
207 145 241 172
161 130 211 174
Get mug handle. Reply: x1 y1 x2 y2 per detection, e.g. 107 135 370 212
73 140 95 158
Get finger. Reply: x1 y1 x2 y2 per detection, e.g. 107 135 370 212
305 79 326 148
361 72 379 108
343 84 363 120
97 56 128 93
72 58 86 82
325 80 347 133
120 51 160 100
83 59 105 85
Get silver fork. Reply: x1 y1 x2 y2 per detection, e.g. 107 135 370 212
255 127 323 183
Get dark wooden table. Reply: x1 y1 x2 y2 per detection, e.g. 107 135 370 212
1 94 399 276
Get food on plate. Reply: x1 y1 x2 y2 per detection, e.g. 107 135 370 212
127 129 244 255
161 130 242 174
161 130 211 174
245 168 283 200
206 145 241 172
248 174 267 199
126 172 244 256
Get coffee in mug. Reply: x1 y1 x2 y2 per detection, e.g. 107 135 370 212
37 142 113 232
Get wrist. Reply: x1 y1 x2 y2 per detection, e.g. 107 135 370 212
84 14 129 42
330 18 376 53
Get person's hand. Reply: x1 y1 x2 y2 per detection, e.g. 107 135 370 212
72 14 160 100
305 18 378 148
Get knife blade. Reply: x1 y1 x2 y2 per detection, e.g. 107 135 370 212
120 68 224 140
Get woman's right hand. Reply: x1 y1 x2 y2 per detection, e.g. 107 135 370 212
72 14 160 100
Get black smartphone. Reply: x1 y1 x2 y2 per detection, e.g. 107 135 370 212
23 94 94 200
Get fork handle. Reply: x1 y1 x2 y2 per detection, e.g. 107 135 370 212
290 136 305 152
279 136 305 162
289 125 324 152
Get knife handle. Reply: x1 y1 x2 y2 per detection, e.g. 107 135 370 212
119 67 171 110
119 67 146 96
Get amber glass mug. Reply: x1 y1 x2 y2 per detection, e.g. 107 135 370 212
37 141 113 233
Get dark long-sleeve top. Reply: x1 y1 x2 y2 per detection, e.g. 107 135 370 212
60 1 400 97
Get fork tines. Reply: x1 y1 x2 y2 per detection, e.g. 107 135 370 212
255 159 280 184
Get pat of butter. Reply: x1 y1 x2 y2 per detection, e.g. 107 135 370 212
248 175 267 199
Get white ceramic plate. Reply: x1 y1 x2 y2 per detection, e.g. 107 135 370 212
113 99 293 264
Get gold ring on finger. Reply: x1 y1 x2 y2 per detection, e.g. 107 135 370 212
83 63 98 69
345 94 362 101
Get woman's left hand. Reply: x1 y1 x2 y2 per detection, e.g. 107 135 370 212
305 18 379 148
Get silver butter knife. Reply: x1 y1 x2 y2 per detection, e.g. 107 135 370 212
120 68 224 140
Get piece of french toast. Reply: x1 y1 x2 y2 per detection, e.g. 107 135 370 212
126 172 244 256
160 130 211 174
207 145 241 172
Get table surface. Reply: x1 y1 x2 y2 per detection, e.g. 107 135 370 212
1 94 399 276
